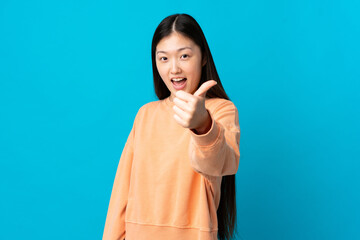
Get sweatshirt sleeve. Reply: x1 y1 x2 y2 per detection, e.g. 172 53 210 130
188 100 240 178
103 121 135 240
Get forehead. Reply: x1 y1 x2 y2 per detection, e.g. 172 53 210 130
156 32 199 52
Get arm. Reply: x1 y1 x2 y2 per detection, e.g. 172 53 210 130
188 100 240 178
103 125 135 240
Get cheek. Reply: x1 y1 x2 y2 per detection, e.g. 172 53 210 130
158 69 170 87
156 66 165 79
191 63 202 81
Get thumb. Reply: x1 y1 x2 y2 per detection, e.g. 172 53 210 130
193 80 217 97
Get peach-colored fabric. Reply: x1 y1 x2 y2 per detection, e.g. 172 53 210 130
103 96 240 240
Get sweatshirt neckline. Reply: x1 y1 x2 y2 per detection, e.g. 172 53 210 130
164 96 174 110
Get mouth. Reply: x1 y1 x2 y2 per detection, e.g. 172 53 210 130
171 78 187 90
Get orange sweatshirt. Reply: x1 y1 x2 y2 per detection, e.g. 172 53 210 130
103 96 240 240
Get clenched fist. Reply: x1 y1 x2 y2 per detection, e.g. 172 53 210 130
172 80 217 134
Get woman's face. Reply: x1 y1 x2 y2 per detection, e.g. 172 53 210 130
155 32 205 101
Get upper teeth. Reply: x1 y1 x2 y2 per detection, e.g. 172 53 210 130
173 78 185 81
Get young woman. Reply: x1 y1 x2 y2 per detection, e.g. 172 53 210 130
103 13 240 240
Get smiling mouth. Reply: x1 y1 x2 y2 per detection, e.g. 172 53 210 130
171 78 187 84
171 78 187 89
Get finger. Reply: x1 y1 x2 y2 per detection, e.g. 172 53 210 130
175 90 194 102
172 105 190 120
173 97 191 113
193 80 217 97
173 113 187 127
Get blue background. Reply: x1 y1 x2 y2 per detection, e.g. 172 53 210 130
1 0 359 239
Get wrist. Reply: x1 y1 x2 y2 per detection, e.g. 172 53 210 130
192 111 212 135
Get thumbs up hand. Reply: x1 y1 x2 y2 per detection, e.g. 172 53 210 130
172 80 217 134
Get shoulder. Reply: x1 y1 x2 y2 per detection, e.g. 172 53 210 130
205 97 238 112
138 99 162 112
134 99 162 119
205 98 240 130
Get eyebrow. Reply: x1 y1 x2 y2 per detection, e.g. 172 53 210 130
156 47 192 55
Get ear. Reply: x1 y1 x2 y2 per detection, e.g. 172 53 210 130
202 56 207 67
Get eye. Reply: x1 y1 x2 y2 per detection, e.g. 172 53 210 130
181 54 189 59
159 57 167 61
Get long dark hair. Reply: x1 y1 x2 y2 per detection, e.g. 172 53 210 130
151 13 238 240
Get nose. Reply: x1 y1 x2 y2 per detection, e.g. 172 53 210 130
170 59 181 74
